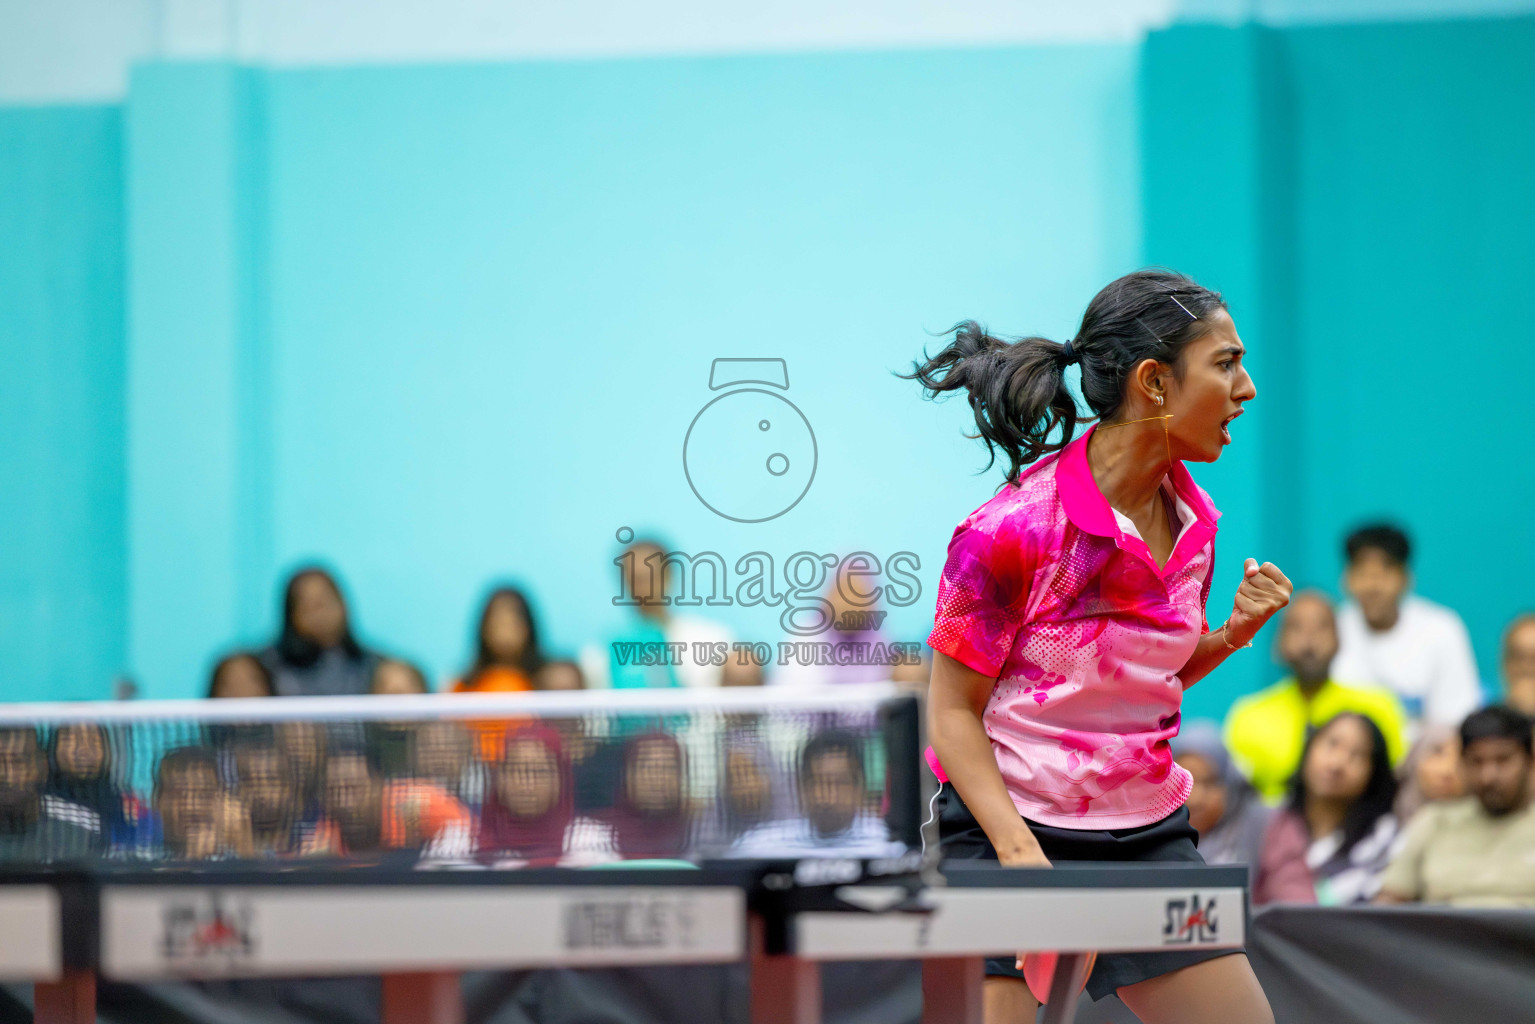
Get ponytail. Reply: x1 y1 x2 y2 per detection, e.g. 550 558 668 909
899 269 1225 487
897 321 1079 487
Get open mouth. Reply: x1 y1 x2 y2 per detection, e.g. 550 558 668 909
1220 409 1244 444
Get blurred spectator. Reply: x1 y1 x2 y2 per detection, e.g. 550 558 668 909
1171 722 1272 875
154 746 252 860
476 727 612 866
702 736 784 853
453 587 545 693
46 722 149 850
1334 524 1481 727
581 538 733 689
1225 590 1407 802
536 659 586 691
1379 706 1535 907
1260 713 1399 905
1393 723 1465 825
1499 614 1535 717
721 647 765 688
372 658 431 695
412 720 483 809
771 561 900 687
733 730 904 857
276 721 327 820
305 744 472 860
258 567 378 697
231 738 303 856
207 652 275 699
607 732 692 857
0 726 102 861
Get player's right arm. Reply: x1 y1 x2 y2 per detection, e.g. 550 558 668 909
928 651 1050 868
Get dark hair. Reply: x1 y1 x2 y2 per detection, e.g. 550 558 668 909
1344 524 1411 569
465 585 546 683
0 726 41 758
207 651 275 698
800 729 866 787
897 269 1226 486
1287 713 1398 856
275 566 364 667
1460 705 1534 756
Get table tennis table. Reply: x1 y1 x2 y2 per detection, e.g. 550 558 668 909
1 860 1247 1024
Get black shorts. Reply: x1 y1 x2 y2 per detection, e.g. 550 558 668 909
934 783 1242 1002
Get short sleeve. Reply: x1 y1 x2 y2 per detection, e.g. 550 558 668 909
925 514 1031 678
1378 805 1437 901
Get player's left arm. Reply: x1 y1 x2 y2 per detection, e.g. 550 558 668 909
1179 558 1292 688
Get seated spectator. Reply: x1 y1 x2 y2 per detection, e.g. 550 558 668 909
154 746 253 860
536 659 586 691
700 736 785 854
475 727 613 866
720 648 765 688
453 586 546 693
733 730 905 858
304 744 472 860
1499 614 1535 717
1225 590 1407 802
46 722 151 852
207 652 275 699
258 567 378 697
1334 524 1481 727
771 561 901 687
276 721 327 820
1171 722 1273 875
372 658 431 695
1259 713 1399 905
1393 723 1465 825
0 726 102 862
581 537 733 689
231 737 306 856
1378 705 1535 907
606 732 693 858
412 720 483 809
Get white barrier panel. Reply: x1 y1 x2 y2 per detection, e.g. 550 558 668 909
101 884 745 979
0 885 62 981
795 885 1245 959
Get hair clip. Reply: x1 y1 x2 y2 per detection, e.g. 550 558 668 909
1169 295 1197 320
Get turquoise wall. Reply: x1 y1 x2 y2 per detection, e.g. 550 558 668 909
5 18 1533 705
126 47 1145 697
0 105 126 701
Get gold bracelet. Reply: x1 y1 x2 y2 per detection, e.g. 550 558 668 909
1221 624 1254 651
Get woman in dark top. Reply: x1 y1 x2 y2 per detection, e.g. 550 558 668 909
258 567 377 697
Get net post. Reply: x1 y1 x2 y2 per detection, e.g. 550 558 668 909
879 693 922 850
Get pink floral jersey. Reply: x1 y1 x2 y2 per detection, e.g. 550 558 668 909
925 423 1220 829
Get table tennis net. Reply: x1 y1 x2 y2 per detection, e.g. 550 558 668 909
0 686 921 868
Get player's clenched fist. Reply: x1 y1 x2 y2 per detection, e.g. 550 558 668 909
1223 558 1292 646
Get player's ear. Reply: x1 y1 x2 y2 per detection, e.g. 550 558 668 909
1131 358 1164 405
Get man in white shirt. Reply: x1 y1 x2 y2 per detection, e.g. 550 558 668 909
1334 524 1482 728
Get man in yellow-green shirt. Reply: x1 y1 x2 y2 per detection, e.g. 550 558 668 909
1225 590 1408 803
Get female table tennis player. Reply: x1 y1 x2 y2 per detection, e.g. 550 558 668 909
900 269 1286 1023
